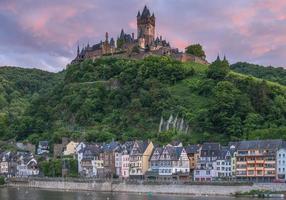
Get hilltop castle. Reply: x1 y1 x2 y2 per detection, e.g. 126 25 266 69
71 6 207 65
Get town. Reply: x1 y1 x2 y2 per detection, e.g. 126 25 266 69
1 138 286 183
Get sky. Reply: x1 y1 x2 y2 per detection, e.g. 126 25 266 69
0 0 285 72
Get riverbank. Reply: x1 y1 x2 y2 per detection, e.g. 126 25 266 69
6 178 286 196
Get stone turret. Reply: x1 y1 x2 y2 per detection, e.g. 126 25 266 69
137 5 155 49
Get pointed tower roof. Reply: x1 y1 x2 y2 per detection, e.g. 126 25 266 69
120 29 125 39
137 11 141 18
110 37 115 46
141 5 151 18
216 54 221 61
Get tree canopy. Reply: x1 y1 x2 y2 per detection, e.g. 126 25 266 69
185 44 206 58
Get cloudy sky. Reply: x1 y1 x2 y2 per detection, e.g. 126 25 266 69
0 0 285 72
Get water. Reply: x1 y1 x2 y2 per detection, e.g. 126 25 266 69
0 187 279 200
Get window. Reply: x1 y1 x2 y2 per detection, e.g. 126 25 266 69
196 171 200 175
206 170 210 175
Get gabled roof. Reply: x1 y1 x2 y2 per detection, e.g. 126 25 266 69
185 145 200 154
131 140 149 155
39 141 49 146
150 147 163 160
161 146 184 161
200 143 221 158
102 141 120 152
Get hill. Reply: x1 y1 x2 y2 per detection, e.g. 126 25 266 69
1 57 286 145
231 62 286 85
0 66 63 140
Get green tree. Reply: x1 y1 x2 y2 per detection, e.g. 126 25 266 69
207 56 230 80
185 44 206 58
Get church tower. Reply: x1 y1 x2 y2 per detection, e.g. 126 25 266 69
137 6 155 49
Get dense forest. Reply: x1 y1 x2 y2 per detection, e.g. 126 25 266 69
1 57 286 146
231 62 286 85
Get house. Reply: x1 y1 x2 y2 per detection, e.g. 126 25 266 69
76 142 87 172
80 145 103 177
160 146 189 178
213 147 232 179
149 147 164 175
235 139 282 182
121 141 134 179
16 153 39 177
101 141 120 178
37 141 49 155
0 152 17 177
129 140 154 178
194 143 221 181
276 142 286 180
53 137 70 158
115 146 122 177
185 145 200 173
63 141 79 156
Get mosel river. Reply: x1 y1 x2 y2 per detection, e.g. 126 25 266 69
0 187 279 200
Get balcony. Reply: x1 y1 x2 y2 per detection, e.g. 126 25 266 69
246 160 255 164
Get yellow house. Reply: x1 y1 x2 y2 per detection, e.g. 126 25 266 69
63 141 79 156
129 140 154 178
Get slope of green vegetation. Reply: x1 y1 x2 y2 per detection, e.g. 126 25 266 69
0 67 64 140
1 57 286 145
231 62 286 85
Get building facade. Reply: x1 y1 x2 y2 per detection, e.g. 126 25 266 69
129 140 154 178
235 140 282 182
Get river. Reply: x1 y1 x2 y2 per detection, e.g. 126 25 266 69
0 187 281 200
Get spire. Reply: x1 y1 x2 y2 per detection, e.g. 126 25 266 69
77 44 79 56
141 5 151 18
120 29 125 39
110 37 115 47
105 32 109 42
137 11 141 18
223 55 227 61
216 54 221 61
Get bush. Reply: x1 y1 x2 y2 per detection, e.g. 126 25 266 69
0 176 5 185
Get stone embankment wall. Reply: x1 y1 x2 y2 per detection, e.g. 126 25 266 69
7 179 286 196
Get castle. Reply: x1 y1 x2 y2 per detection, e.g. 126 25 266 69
71 6 208 65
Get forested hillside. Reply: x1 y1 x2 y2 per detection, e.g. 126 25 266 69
0 67 63 140
1 57 286 145
231 62 286 85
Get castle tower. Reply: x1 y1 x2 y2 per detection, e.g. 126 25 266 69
137 6 155 49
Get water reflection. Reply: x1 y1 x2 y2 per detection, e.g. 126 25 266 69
0 187 280 200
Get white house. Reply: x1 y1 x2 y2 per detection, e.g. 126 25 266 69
213 147 232 179
17 157 39 177
115 150 122 177
277 147 286 180
120 141 134 178
194 143 220 181
76 142 87 172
